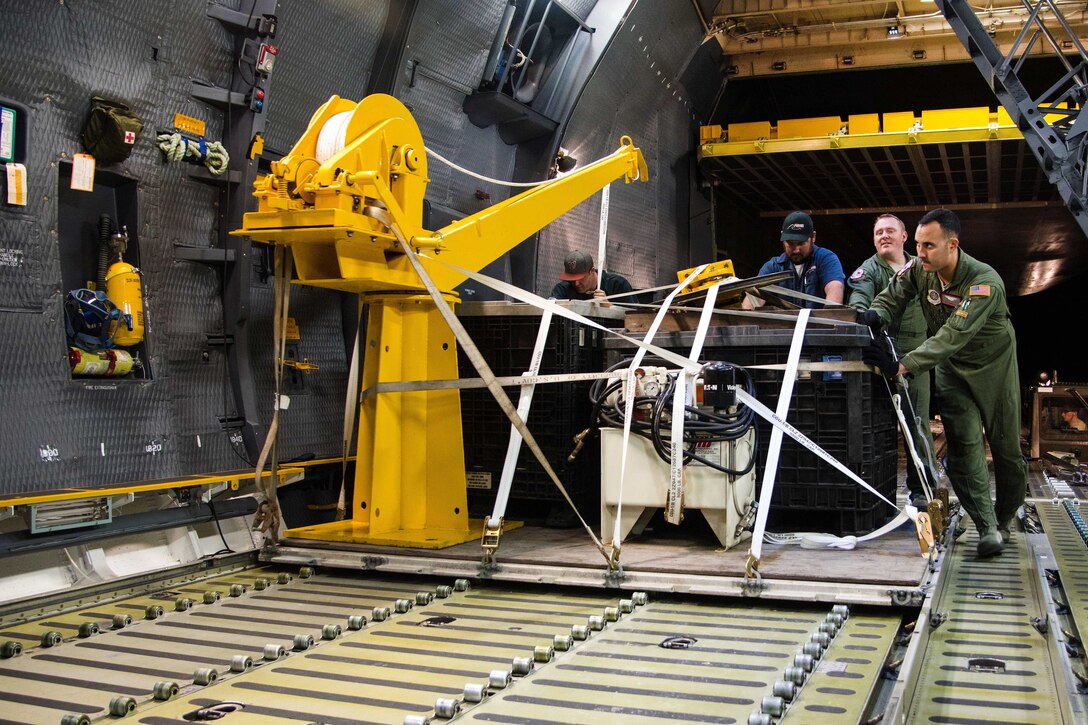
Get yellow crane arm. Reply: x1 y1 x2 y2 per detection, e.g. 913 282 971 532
417 138 647 291
237 93 648 294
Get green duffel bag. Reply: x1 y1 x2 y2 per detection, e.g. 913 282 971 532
80 96 143 165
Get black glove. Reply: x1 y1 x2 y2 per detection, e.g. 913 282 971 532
862 340 899 379
856 309 883 332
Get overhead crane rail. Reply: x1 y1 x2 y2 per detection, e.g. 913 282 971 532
698 106 1040 158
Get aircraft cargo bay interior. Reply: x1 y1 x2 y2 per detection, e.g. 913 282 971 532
2 1 1088 723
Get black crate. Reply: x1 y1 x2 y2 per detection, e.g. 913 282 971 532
761 493 898 537
457 312 620 514
702 344 898 535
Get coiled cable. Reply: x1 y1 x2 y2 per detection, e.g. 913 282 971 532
590 357 758 476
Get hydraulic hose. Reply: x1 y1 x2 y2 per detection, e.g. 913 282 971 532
589 356 758 476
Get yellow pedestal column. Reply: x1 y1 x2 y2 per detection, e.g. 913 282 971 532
285 293 483 548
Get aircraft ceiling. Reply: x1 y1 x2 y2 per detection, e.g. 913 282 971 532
699 0 1088 297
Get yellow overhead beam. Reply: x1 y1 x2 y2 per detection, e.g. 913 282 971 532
702 106 1038 159
700 124 1023 158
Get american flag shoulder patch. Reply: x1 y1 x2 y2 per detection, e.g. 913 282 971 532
969 284 991 296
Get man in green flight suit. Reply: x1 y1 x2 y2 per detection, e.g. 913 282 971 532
861 209 1026 558
848 214 937 509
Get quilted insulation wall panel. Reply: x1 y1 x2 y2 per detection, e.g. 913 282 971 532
534 0 705 295
396 0 518 216
0 0 688 496
0 0 386 493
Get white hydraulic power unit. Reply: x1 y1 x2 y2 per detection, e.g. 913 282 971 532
600 426 756 549
596 361 757 548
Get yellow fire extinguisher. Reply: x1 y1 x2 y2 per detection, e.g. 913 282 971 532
69 347 138 376
104 227 144 346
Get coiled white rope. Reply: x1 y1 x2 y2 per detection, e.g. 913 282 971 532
425 146 552 188
426 144 632 189
156 132 230 175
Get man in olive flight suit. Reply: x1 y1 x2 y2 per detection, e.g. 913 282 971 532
849 214 937 508
861 208 1026 558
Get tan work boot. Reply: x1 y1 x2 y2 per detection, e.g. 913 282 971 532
997 518 1015 544
977 529 1004 558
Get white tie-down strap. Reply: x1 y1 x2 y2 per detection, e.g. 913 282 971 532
763 509 915 550
253 246 294 544
488 309 553 528
420 256 702 373
613 265 708 548
747 308 810 564
891 391 934 501
597 184 610 274
665 282 721 524
737 386 917 550
363 369 632 398
736 387 902 511
336 296 365 521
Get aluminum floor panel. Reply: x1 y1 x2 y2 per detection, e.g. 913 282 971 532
905 526 1071 724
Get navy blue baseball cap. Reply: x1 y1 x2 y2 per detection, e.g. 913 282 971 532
781 211 814 242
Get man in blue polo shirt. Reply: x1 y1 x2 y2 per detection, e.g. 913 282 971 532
743 211 845 309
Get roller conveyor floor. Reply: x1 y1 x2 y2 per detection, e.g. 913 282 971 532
0 566 900 725
4 467 1088 724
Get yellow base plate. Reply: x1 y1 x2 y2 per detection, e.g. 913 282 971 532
283 518 523 549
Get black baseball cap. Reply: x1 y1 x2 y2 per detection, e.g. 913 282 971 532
560 250 593 281
781 211 814 242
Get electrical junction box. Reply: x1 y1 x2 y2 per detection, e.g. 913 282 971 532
256 43 277 74
600 426 756 549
